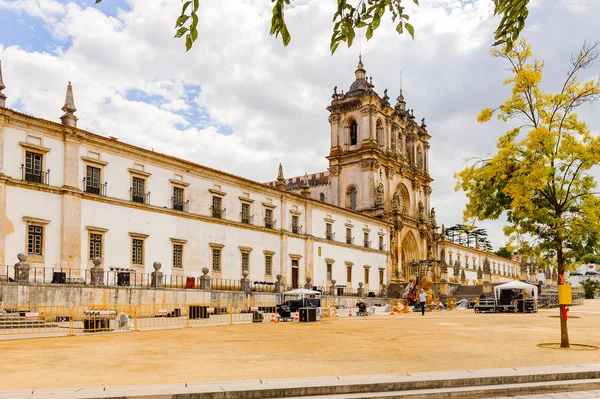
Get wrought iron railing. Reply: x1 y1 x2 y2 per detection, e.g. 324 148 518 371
210 206 226 219
130 189 150 204
171 197 189 212
82 178 107 196
21 165 50 185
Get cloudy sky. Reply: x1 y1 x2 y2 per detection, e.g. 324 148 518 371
0 0 599 249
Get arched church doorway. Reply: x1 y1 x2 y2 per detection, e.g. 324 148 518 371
400 232 419 281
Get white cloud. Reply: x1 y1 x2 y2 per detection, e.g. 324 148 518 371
0 0 599 249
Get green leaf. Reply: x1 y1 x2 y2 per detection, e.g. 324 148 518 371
331 42 340 54
191 28 198 42
372 16 381 30
191 12 199 31
366 24 373 40
181 1 192 15
356 22 367 28
405 22 414 38
413 0 419 5
185 34 193 52
396 22 403 34
95 0 103 3
175 15 189 28
281 25 291 46
193 0 199 12
175 27 188 38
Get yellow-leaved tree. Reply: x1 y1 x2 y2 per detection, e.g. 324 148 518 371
456 39 600 348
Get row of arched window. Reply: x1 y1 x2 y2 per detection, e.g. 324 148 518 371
344 118 426 170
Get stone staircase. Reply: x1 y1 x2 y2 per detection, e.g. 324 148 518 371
447 285 483 303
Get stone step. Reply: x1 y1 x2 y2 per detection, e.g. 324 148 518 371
281 379 600 398
1 365 599 399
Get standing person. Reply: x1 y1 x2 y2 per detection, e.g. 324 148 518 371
418 289 427 316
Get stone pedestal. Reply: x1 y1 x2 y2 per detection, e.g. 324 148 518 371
274 274 285 294
151 262 164 288
329 279 337 296
357 282 364 297
304 276 312 290
199 267 211 291
90 257 104 286
241 270 251 293
385 279 408 298
14 253 29 284
439 281 449 296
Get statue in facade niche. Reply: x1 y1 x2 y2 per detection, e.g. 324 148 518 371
418 201 424 221
392 190 399 211
376 183 384 207
429 207 437 227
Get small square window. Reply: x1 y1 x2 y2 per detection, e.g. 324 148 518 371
27 225 43 255
132 239 144 264
89 233 102 260
265 255 273 276
173 244 183 268
212 248 221 272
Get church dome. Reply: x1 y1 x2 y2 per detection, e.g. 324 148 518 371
349 78 369 92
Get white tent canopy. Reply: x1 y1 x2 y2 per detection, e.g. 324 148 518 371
494 280 538 300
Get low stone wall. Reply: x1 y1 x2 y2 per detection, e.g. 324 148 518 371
0 283 391 308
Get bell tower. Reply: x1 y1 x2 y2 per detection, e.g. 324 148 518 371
327 57 436 285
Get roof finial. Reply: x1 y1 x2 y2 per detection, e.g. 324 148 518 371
301 172 311 198
276 163 286 190
60 81 78 128
0 60 6 108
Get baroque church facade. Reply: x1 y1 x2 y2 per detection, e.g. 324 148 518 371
0 58 519 294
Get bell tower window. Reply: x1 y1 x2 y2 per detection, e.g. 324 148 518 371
349 120 358 146
376 120 384 147
347 187 358 210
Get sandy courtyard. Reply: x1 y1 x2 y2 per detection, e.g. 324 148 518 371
1 300 599 390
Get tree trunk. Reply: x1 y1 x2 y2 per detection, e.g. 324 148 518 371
557 243 570 348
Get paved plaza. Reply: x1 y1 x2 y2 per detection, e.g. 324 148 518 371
0 300 598 391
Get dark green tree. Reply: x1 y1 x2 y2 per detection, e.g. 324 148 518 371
579 279 600 299
494 247 512 259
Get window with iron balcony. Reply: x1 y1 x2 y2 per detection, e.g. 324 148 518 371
291 215 300 234
363 232 370 248
346 228 353 245
241 203 252 224
326 223 333 240
172 186 188 212
84 165 107 196
264 208 275 229
22 151 50 185
130 177 149 204
211 196 225 219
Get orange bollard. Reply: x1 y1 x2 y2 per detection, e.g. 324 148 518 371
294 311 299 321
270 313 277 323
349 308 352 317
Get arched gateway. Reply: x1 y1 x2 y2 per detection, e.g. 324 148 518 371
400 232 419 281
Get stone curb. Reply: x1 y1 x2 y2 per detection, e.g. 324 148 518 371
0 364 598 399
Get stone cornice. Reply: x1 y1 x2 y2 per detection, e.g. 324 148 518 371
23 216 51 225
19 141 51 153
81 156 108 166
128 168 152 177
